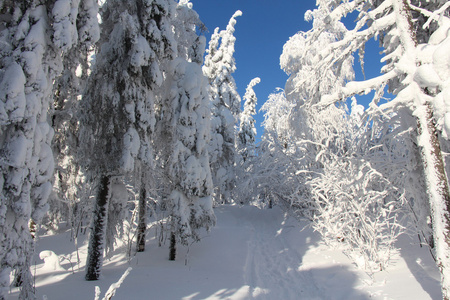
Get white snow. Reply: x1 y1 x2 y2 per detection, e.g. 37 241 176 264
4 133 28 168
120 127 140 173
130 35 152 68
52 0 78 50
39 251 65 271
7 206 441 300
432 32 450 81
0 63 27 123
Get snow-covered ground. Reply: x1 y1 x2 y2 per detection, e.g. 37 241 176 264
8 206 442 299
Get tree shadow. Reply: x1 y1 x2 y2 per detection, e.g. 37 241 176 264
8 206 370 299
175 205 371 300
397 235 442 300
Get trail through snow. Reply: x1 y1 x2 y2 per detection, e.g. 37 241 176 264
242 209 321 299
8 205 441 299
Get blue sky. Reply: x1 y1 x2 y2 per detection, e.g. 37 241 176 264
192 0 316 141
192 0 384 142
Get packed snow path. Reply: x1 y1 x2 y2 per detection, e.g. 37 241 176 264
9 205 441 299
242 208 321 299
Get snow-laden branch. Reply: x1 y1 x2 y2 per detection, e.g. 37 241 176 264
317 13 395 68
95 267 132 300
408 0 450 29
328 0 365 21
318 69 399 108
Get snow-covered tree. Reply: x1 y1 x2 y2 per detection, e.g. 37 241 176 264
262 12 354 221
259 89 293 152
253 0 438 273
254 89 308 210
0 0 95 297
155 0 215 260
234 77 260 206
165 58 215 260
79 0 176 280
295 0 450 296
203 10 242 205
307 99 413 270
48 0 99 236
238 77 260 162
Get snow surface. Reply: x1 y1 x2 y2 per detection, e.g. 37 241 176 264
8 206 442 299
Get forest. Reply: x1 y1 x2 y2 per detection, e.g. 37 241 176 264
0 0 449 299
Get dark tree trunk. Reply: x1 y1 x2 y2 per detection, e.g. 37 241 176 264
85 175 110 281
136 185 146 252
169 232 176 261
16 259 34 300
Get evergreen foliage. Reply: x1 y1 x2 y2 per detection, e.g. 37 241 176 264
1 1 450 298
203 10 242 205
0 0 98 297
238 77 260 162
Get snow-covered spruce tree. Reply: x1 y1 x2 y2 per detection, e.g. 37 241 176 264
234 77 259 206
79 0 175 280
165 58 215 260
130 0 176 254
49 0 99 235
203 10 242 205
238 77 260 162
154 0 215 260
299 0 450 296
0 0 90 298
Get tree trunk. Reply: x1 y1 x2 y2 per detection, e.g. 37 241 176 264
17 260 34 300
393 1 450 297
85 175 110 281
169 232 176 261
416 105 450 300
136 184 146 252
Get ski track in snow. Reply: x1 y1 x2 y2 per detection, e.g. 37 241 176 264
7 205 441 300
243 212 321 299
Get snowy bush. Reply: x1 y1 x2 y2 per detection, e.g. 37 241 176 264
309 156 406 271
282 0 450 296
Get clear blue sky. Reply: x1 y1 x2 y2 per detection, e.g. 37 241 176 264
192 0 384 142
192 0 317 141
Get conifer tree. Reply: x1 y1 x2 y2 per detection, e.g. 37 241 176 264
203 10 242 204
234 77 260 206
0 0 97 297
238 77 260 162
49 0 100 234
79 0 175 280
165 57 215 260
155 0 215 260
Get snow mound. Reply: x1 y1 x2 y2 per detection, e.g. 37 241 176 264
39 251 65 271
